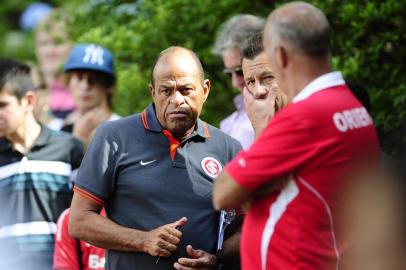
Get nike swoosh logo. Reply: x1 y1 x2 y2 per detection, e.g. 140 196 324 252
140 160 156 166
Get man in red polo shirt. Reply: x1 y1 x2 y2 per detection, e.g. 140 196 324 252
213 2 380 270
53 209 105 270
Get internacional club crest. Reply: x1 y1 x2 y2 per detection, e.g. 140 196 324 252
201 157 223 178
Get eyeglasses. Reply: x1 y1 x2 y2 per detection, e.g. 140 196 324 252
223 66 243 78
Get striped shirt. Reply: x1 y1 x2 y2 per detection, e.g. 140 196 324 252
0 126 83 269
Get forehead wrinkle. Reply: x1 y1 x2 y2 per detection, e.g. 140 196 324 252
152 47 205 86
245 53 272 72
156 75 199 86
244 63 274 80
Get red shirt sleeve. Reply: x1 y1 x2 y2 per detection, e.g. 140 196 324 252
226 106 316 191
53 209 80 270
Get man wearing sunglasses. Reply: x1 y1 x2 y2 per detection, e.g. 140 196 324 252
213 14 265 149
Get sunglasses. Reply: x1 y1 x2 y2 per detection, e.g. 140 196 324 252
223 66 244 78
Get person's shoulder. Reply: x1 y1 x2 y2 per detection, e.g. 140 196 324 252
46 127 83 150
206 122 242 149
275 94 323 121
92 114 143 143
0 137 10 149
207 122 233 138
293 85 350 108
220 110 238 127
288 86 358 119
101 114 140 130
108 112 122 121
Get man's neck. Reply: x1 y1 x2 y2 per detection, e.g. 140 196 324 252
80 103 112 116
289 56 332 100
174 125 196 142
67 105 112 125
7 114 41 155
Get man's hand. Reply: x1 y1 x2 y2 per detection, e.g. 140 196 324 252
73 107 110 142
142 217 187 257
243 85 277 138
174 245 216 270
243 84 287 138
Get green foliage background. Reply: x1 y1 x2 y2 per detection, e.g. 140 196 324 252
0 0 405 156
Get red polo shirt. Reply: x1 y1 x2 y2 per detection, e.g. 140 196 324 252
226 72 380 270
53 209 105 270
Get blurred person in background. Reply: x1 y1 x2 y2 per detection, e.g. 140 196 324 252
53 43 120 270
30 63 65 130
213 14 265 149
61 43 120 144
54 208 106 270
20 2 53 32
339 168 406 270
0 58 83 270
35 9 75 119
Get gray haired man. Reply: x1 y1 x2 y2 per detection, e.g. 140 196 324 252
213 15 264 149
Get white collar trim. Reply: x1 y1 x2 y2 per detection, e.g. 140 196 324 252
292 71 345 103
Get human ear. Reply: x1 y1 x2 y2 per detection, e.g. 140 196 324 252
24 91 37 111
202 79 210 102
276 46 288 69
149 84 155 98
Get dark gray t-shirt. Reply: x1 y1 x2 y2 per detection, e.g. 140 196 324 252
75 104 242 270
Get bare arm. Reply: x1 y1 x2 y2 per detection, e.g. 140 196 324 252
213 170 252 211
213 170 289 211
69 192 187 257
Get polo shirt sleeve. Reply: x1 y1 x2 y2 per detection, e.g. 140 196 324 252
226 107 315 191
74 124 120 205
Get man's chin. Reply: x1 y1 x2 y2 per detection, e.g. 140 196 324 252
166 122 195 138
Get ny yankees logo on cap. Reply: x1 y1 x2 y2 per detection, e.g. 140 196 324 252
64 43 115 77
83 45 105 66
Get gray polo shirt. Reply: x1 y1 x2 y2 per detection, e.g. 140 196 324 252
74 103 242 270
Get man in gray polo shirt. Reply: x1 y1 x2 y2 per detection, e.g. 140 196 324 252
69 46 242 269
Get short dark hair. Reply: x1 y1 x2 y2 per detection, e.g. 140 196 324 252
0 58 34 100
240 32 264 61
65 69 116 109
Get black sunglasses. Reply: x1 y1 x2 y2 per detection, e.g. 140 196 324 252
223 66 243 78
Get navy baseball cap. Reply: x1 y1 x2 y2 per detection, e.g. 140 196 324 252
64 44 115 77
